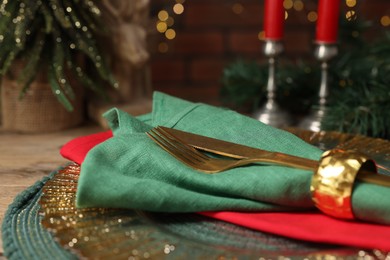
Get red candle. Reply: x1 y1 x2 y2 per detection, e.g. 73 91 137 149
264 0 285 40
316 0 341 43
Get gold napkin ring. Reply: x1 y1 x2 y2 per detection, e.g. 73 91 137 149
310 149 377 219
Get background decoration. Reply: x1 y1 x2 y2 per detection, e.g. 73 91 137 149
97 0 152 102
298 0 341 132
0 0 119 133
0 0 117 111
221 14 390 139
87 0 154 129
323 30 390 138
153 0 185 53
253 0 292 128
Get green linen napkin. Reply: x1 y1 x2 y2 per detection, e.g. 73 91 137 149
77 92 390 224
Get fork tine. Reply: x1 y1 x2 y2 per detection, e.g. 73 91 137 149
152 128 207 163
156 127 210 161
147 127 238 174
147 129 203 166
146 131 196 166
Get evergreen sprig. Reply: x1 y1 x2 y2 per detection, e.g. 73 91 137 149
0 0 116 111
220 60 267 111
324 32 390 138
220 59 319 114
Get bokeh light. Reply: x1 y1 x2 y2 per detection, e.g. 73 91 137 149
345 10 357 21
283 0 293 10
232 3 244 14
293 0 304 11
380 15 390 26
307 11 317 22
165 29 176 40
156 21 167 33
345 0 357 8
258 30 265 41
173 3 184 15
158 10 169 21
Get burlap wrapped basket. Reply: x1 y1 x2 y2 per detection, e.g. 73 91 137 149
1 63 85 133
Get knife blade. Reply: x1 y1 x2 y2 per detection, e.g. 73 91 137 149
160 126 390 187
161 126 318 169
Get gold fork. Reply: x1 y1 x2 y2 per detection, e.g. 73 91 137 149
147 126 321 173
146 126 390 187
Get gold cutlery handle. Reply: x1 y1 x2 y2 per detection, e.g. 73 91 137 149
266 151 390 187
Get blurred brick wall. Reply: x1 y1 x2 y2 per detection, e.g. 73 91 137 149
148 0 389 105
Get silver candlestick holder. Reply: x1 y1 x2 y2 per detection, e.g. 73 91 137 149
299 43 338 132
253 40 291 128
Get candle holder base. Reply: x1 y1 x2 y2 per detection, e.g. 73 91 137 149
253 40 291 128
253 101 292 128
298 106 326 132
299 43 337 132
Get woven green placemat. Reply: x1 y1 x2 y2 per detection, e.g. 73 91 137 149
1 168 76 260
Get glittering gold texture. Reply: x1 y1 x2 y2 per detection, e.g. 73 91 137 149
40 164 222 259
311 149 377 219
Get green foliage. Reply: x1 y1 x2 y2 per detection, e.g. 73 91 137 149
324 32 390 138
220 60 267 110
0 0 116 111
220 59 319 114
272 61 319 114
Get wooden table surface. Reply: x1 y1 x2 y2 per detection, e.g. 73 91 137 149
0 123 102 258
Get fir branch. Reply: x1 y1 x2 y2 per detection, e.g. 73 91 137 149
220 59 318 114
83 0 101 18
66 0 99 33
1 51 18 76
41 2 54 33
71 64 108 101
52 33 75 100
220 60 267 109
48 64 73 111
49 0 73 29
0 0 18 33
324 35 390 138
14 2 38 50
324 82 390 138
0 0 117 110
17 31 45 98
61 40 107 99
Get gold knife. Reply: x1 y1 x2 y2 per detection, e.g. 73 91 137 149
160 126 390 187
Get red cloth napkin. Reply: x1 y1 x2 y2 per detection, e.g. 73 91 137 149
61 132 390 251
